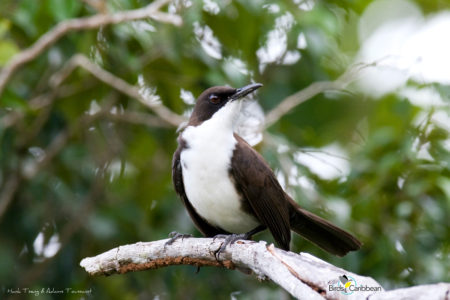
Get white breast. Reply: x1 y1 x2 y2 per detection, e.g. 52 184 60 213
180 103 259 233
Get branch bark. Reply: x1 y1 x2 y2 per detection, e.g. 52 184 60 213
79 238 449 300
0 0 181 96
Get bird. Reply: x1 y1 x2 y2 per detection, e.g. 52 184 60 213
171 83 362 256
339 275 352 288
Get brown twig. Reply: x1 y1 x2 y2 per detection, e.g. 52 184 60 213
0 0 182 96
50 54 185 127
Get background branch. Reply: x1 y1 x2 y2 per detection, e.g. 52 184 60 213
0 0 182 96
265 61 379 128
0 93 117 223
105 110 172 128
80 238 449 300
2 0 448 298
50 54 185 127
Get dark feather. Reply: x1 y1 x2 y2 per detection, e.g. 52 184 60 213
230 134 291 250
287 195 362 256
173 133 361 256
230 134 362 255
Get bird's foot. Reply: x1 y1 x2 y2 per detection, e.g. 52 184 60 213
213 233 249 259
165 231 193 246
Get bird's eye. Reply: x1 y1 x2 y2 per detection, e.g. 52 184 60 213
209 95 220 104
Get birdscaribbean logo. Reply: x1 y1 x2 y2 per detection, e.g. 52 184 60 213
328 274 382 295
337 274 357 295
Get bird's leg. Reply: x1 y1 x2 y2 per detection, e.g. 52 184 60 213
213 225 266 259
165 231 193 246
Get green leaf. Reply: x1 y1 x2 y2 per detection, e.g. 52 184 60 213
0 90 28 110
0 18 11 38
13 0 40 37
0 40 19 66
47 0 82 21
437 178 450 201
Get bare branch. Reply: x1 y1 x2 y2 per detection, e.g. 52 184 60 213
265 61 378 128
80 238 449 300
105 110 172 128
0 0 182 96
21 93 118 180
0 52 182 220
80 238 379 299
50 54 185 127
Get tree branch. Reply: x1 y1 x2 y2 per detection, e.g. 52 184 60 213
0 93 117 224
80 238 448 300
105 110 173 128
49 54 185 127
0 0 182 96
264 61 379 128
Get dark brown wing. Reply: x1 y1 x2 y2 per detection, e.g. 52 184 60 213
230 134 291 250
172 138 225 237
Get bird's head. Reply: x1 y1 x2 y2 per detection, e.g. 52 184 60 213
188 83 262 126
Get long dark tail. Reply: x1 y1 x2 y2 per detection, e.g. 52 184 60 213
288 198 362 257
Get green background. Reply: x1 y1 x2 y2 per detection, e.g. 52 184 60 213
0 0 449 299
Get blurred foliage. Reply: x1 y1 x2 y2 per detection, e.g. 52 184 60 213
0 0 449 299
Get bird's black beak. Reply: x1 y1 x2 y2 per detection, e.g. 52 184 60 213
229 83 263 101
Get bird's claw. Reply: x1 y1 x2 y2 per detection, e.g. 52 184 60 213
165 231 193 246
213 233 247 259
